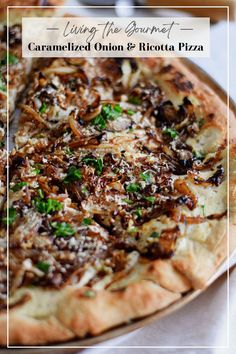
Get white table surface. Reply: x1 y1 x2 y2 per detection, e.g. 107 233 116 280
71 20 236 354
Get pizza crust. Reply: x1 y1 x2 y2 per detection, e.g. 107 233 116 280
6 280 180 345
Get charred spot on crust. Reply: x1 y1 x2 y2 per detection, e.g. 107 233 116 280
170 72 194 92
159 64 173 74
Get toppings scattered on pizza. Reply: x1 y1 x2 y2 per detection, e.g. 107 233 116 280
6 58 226 299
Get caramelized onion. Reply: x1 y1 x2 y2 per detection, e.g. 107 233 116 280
69 113 83 138
174 179 197 210
19 104 51 128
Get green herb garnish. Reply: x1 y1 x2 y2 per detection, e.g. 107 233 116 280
36 261 50 273
92 115 106 129
135 207 142 218
83 289 96 298
37 188 44 199
3 207 17 226
128 226 139 233
150 231 160 238
39 102 47 114
65 147 74 157
201 204 206 217
0 74 6 92
31 168 41 175
82 157 103 175
128 96 141 105
140 172 151 183
82 218 92 226
51 221 75 237
8 53 19 65
31 164 43 175
35 198 62 214
64 166 82 184
1 53 19 66
81 185 88 194
11 181 27 192
144 196 155 204
163 127 178 139
123 198 133 205
0 85 6 92
126 183 141 193
127 109 135 115
92 104 122 129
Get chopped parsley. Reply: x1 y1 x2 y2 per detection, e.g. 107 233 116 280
36 261 50 273
126 183 141 193
82 218 92 226
128 96 142 105
201 204 206 217
0 74 6 92
65 147 74 157
37 188 44 199
150 231 160 238
31 167 41 175
3 207 17 226
51 222 75 237
92 115 106 129
35 198 62 214
123 198 133 205
82 157 103 175
81 185 88 195
144 196 155 204
163 127 178 139
31 164 43 175
1 53 19 66
39 102 47 114
11 181 27 192
127 109 135 115
135 207 142 218
128 226 139 233
140 171 151 183
92 104 122 129
8 53 19 65
83 289 96 298
0 84 6 92
64 166 82 184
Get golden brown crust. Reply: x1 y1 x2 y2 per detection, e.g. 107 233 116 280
172 219 227 289
3 57 233 346
6 280 180 345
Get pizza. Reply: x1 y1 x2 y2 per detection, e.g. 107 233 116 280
0 52 234 346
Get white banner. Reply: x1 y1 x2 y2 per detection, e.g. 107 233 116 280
22 17 210 58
